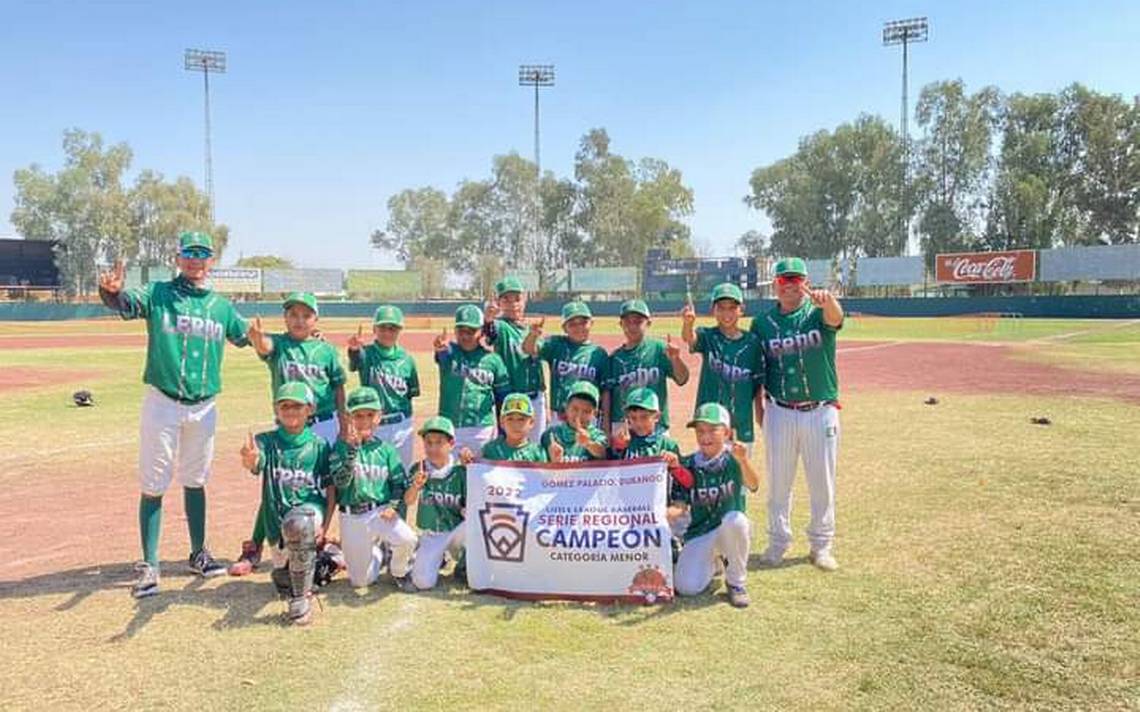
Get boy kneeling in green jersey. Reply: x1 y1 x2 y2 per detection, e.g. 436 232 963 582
330 386 418 591
478 393 549 463
540 380 608 463
404 416 468 590
232 291 348 577
670 403 760 608
608 387 682 466
239 382 334 626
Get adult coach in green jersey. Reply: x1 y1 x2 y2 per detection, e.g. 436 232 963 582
98 231 251 598
750 257 844 572
681 283 765 456
521 300 609 426
482 276 547 439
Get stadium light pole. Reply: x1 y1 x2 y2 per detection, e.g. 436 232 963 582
184 49 227 224
882 17 928 255
518 64 555 176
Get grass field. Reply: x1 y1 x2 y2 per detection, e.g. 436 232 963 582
1 315 1137 710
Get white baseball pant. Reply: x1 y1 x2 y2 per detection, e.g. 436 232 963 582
411 523 466 590
374 416 415 469
674 511 751 595
763 402 839 555
454 425 496 456
339 507 418 587
138 386 217 496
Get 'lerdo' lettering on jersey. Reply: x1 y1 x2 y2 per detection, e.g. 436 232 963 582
766 330 824 358
454 360 494 385
555 359 597 381
161 313 225 342
367 368 410 396
706 353 752 383
280 361 325 380
618 366 660 389
273 467 317 491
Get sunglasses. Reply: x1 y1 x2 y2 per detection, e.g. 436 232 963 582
774 274 805 285
180 247 212 260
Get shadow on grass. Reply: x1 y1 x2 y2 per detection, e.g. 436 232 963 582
748 553 811 571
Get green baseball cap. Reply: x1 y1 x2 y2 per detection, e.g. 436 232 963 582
178 231 214 257
710 282 744 306
275 382 314 406
346 386 382 413
687 402 731 428
455 304 484 329
774 257 808 277
282 291 318 315
561 301 592 323
624 387 660 413
373 304 404 327
566 380 600 407
500 392 535 418
496 276 525 297
418 415 456 440
620 299 651 319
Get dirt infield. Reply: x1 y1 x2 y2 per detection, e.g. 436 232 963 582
839 341 1140 404
0 366 101 393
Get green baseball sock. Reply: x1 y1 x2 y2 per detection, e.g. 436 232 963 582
139 495 163 566
184 487 207 554
250 501 266 544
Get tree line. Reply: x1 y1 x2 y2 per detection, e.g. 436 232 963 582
10 129 225 295
370 128 694 294
741 80 1140 264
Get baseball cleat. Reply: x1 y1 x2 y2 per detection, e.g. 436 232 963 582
189 548 226 577
287 595 313 626
131 562 160 599
757 547 785 567
392 574 417 593
726 584 751 608
228 540 262 576
809 549 839 572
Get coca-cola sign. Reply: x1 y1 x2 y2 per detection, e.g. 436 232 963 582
935 250 1036 284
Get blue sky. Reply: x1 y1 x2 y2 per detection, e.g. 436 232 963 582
1 1 1137 268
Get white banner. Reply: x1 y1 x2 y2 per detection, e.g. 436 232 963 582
466 458 674 603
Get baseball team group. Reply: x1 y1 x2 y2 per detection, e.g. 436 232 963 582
97 231 844 625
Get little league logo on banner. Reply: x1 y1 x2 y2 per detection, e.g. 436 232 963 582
466 459 674 603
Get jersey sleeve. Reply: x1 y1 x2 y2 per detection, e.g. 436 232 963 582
315 440 333 489
407 356 421 398
539 427 553 450
386 449 406 507
538 336 558 362
327 345 347 388
253 432 273 476
329 441 357 490
259 334 280 363
692 327 709 355
101 282 153 320
224 302 250 347
490 355 510 399
670 456 695 503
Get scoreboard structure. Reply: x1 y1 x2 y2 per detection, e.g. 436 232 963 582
642 249 767 298
0 239 60 287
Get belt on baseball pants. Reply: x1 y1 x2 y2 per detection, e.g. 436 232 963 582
338 502 383 515
310 413 337 424
378 413 407 426
157 389 213 406
767 395 838 412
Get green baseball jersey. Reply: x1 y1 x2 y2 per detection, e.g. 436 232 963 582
614 431 681 460
350 344 420 418
538 336 609 414
673 451 746 542
101 276 248 401
540 422 608 463
436 345 509 427
253 427 331 544
605 339 676 427
405 459 466 533
691 327 765 443
488 318 545 395
329 438 406 510
263 334 347 419
750 302 841 402
481 437 549 463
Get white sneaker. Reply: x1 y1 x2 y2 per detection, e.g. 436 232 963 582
809 549 839 572
757 547 784 567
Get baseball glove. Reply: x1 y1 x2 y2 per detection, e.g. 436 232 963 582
313 543 345 588
72 390 95 407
